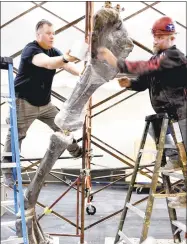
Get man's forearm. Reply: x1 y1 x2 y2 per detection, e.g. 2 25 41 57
63 63 80 76
117 57 162 75
47 56 67 69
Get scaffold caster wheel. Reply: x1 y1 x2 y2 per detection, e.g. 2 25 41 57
86 205 96 215
136 187 143 194
89 195 93 202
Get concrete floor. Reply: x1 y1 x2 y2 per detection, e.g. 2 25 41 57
1 184 186 244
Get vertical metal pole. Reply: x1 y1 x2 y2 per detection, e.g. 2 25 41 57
80 122 86 244
8 63 28 244
80 3 94 244
170 121 187 188
114 120 150 244
140 116 169 243
8 67 18 214
162 172 181 242
76 177 80 235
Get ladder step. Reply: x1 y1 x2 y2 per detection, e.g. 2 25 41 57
1 163 16 168
0 93 12 102
162 171 184 180
153 192 186 198
1 237 23 244
139 145 176 154
1 162 29 169
1 93 10 98
126 202 145 218
118 230 134 244
164 144 176 149
1 220 15 227
172 221 186 233
1 152 12 157
1 124 10 128
139 149 157 154
1 200 14 206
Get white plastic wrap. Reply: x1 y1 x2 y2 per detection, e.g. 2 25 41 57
70 39 89 61
55 64 106 131
55 7 134 132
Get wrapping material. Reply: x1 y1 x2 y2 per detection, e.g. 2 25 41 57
91 8 134 80
55 64 107 131
55 7 134 131
70 39 89 61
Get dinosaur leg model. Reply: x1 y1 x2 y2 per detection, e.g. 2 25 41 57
16 7 134 243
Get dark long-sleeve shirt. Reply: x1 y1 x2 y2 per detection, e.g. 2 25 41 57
117 45 187 120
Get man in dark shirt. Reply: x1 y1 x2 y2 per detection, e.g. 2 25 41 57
97 16 187 208
2 19 83 187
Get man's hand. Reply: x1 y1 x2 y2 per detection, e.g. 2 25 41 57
97 47 118 68
64 50 78 62
118 77 131 88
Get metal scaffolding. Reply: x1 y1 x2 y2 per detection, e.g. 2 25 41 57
1 2 186 243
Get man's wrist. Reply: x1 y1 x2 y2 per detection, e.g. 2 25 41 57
62 55 69 63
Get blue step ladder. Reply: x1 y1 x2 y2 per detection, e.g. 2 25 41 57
1 57 28 244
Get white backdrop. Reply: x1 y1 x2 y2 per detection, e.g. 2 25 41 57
1 2 186 178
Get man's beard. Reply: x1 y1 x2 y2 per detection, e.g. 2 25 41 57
153 46 160 54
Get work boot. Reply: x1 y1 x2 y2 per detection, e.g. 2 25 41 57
69 146 83 159
67 140 83 159
3 173 15 188
168 195 187 209
160 160 181 173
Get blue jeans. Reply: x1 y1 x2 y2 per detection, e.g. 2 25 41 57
149 118 187 162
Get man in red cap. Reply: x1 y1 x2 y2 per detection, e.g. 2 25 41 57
97 16 187 208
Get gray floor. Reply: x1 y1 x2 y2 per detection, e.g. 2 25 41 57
1 184 186 244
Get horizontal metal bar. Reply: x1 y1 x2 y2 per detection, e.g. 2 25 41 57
123 1 160 22
55 15 85 35
19 154 103 162
0 2 47 29
84 208 123 230
33 2 84 34
131 38 153 54
51 90 67 103
91 134 134 163
141 1 187 29
91 88 127 109
91 92 138 118
91 175 128 197
92 173 126 180
50 171 79 178
126 202 145 218
153 192 186 198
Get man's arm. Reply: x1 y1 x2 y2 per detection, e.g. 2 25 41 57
63 62 81 76
97 47 187 75
32 53 78 70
